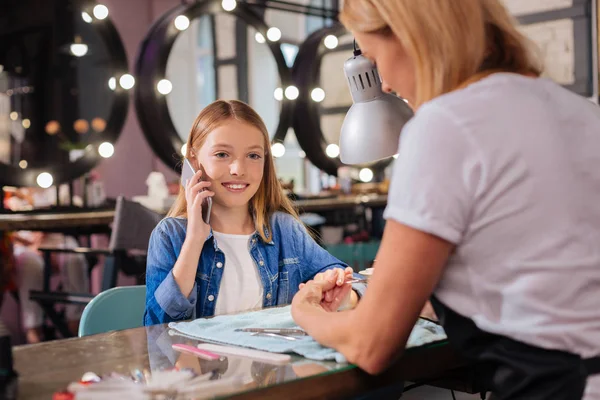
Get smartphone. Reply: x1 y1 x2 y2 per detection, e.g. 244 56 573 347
181 158 212 224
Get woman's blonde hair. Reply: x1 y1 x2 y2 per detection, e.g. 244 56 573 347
340 0 542 107
167 100 299 243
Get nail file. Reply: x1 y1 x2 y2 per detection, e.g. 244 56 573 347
196 343 291 365
172 343 221 361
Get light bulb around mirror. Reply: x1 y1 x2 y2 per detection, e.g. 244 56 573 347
255 32 266 44
324 35 338 50
108 77 116 91
284 86 299 100
81 11 93 23
119 74 135 90
9 112 18 121
22 119 31 129
99 142 115 158
174 15 190 31
37 172 53 188
271 142 286 158
19 160 27 169
181 143 187 156
267 27 281 42
93 4 109 20
70 43 88 57
359 168 374 183
326 144 340 158
311 88 325 102
273 87 283 101
157 79 173 95
221 0 237 11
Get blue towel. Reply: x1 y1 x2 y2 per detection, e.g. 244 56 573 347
168 306 447 363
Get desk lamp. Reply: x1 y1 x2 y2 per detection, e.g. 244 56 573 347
339 43 414 164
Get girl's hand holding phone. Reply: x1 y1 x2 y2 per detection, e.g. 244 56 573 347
185 169 214 244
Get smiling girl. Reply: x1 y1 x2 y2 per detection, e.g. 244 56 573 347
144 100 361 325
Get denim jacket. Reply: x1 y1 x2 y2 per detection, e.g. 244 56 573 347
144 212 365 326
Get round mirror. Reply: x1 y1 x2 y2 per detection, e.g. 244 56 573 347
135 0 293 171
0 0 128 187
166 15 284 143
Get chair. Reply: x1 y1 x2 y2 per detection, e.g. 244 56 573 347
78 285 146 337
30 196 162 337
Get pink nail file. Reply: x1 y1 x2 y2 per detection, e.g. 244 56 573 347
172 343 221 361
196 343 291 365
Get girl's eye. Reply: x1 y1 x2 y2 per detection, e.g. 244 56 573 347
248 153 262 160
215 152 228 158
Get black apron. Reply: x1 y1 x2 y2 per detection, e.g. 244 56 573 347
430 296 600 400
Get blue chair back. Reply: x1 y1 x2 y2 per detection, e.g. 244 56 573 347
79 285 146 337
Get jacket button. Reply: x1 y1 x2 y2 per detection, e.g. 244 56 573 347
208 295 215 301
266 293 272 300
259 260 264 266
216 262 223 268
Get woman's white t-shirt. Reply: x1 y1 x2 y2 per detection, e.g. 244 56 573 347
383 73 600 398
213 231 264 315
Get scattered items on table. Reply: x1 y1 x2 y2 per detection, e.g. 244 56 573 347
53 368 243 400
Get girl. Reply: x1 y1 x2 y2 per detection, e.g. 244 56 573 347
292 1 600 399
144 100 361 326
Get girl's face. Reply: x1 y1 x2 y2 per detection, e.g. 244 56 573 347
195 120 266 210
354 30 416 105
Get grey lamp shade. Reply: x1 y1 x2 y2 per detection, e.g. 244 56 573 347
339 54 414 165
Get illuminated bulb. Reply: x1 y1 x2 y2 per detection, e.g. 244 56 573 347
181 143 187 156
74 119 89 134
174 15 190 31
93 4 109 20
271 143 285 158
326 144 340 158
19 160 27 169
284 86 299 100
9 112 18 121
359 168 374 183
311 88 325 102
324 35 338 49
37 172 53 188
22 119 31 129
45 120 60 135
108 77 116 90
273 88 283 101
70 43 88 57
221 0 237 11
266 27 281 42
81 11 93 23
119 74 135 90
99 142 114 158
255 32 265 44
91 118 106 132
157 79 173 95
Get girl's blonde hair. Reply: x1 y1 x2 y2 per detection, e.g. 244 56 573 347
340 0 542 108
167 100 299 243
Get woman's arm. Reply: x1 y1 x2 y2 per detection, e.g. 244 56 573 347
291 220 453 374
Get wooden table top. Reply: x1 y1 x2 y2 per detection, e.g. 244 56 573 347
0 210 115 232
13 323 469 400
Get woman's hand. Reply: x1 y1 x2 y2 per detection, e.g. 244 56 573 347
299 267 355 312
185 169 214 245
